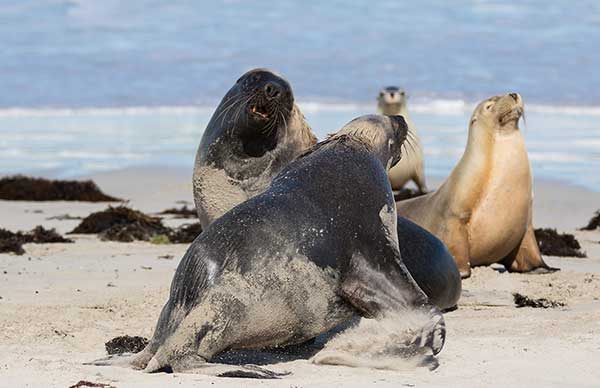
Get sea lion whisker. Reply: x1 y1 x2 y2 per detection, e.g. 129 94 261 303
279 110 288 135
218 98 244 126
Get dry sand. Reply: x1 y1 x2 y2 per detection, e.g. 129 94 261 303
1 167 599 387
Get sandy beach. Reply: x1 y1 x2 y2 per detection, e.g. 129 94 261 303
0 167 598 387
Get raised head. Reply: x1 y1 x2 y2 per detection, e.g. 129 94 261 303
335 114 409 170
219 68 295 157
377 86 408 116
470 92 524 133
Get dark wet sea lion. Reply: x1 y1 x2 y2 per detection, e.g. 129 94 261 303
396 217 461 310
193 68 317 228
121 115 445 374
191 77 461 310
397 93 557 278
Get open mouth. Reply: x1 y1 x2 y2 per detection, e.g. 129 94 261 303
250 104 270 120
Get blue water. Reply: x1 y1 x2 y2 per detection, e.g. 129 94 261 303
0 1 599 191
2 0 600 107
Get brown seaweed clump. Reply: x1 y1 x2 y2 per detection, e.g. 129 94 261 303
69 381 115 388
69 206 169 242
105 335 149 355
393 188 427 202
534 228 586 258
168 222 203 243
513 293 564 308
0 175 121 202
0 226 73 255
581 210 600 231
69 206 202 243
158 205 197 219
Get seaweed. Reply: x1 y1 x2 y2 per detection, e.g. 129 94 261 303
70 206 202 243
581 210 600 231
158 205 197 219
534 228 586 257
168 222 203 243
105 335 149 355
70 206 168 240
0 175 121 202
69 381 115 388
0 226 73 255
513 293 564 308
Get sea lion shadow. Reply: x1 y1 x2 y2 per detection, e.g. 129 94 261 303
212 319 358 366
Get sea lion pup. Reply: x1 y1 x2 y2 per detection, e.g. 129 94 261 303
377 86 427 193
396 93 558 278
117 115 445 375
193 68 317 228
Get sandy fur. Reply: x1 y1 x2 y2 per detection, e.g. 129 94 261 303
311 310 436 370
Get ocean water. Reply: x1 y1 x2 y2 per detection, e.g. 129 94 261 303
0 1 599 190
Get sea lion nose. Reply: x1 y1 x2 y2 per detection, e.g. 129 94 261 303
509 93 519 101
264 82 282 100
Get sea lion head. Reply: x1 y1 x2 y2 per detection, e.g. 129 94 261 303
220 68 295 157
471 92 524 132
377 86 407 116
336 114 409 170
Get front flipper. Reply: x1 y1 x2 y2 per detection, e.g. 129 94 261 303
502 220 559 274
336 248 446 358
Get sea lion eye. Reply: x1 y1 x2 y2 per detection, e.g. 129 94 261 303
379 92 385 97
485 103 493 110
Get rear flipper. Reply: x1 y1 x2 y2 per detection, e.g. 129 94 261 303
201 364 290 379
144 351 289 378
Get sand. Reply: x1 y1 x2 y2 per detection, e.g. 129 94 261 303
1 167 599 387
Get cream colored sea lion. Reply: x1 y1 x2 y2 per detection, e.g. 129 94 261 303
396 93 557 278
377 86 427 193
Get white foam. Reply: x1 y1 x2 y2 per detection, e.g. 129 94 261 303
0 105 213 118
1 100 600 118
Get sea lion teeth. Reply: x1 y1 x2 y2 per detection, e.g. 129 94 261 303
193 68 317 228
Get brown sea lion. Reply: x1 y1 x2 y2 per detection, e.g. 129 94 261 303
396 93 557 278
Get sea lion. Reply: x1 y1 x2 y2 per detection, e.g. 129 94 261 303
377 86 427 193
192 79 460 310
123 115 446 374
396 93 557 278
396 217 460 310
193 68 317 228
